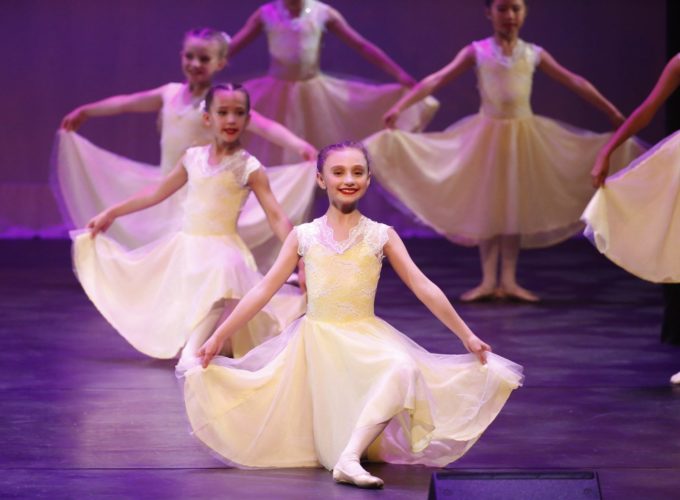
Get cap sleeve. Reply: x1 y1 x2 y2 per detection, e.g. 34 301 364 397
527 42 543 67
239 155 264 187
182 145 204 174
363 220 391 260
294 222 315 257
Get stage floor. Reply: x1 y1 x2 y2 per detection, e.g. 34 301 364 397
1 238 678 499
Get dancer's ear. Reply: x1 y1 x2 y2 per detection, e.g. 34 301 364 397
316 171 327 190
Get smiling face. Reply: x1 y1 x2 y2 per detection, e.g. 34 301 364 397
181 36 226 87
203 89 250 146
486 0 527 39
317 147 371 212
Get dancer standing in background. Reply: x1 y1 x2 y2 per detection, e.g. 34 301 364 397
225 0 439 166
373 0 643 302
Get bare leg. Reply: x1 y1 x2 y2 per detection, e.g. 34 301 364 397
498 235 539 302
671 371 680 385
333 422 388 488
460 236 500 302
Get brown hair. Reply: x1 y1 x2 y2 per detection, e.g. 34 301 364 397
204 83 251 113
316 141 371 173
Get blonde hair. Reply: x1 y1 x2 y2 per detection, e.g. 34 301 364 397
183 27 231 59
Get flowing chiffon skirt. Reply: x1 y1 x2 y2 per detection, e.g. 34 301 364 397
364 114 645 248
72 230 305 359
52 131 317 270
182 315 523 470
583 130 680 283
242 73 439 166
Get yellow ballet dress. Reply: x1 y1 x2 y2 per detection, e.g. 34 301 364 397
182 216 523 470
52 83 317 270
364 37 645 248
241 0 439 167
72 146 305 359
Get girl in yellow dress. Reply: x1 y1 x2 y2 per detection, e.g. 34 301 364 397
73 84 305 364
184 141 523 489
226 0 438 166
57 27 317 270
372 0 643 302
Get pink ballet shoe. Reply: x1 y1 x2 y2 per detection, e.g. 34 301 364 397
332 461 384 489
670 371 680 385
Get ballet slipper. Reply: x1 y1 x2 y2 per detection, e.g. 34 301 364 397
332 456 384 489
333 422 388 489
670 371 680 385
460 284 498 302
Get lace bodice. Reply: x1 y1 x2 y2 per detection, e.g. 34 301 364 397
159 83 212 173
473 38 542 119
181 146 262 236
261 0 330 80
295 216 390 322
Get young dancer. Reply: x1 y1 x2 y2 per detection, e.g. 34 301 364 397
182 141 523 489
225 0 439 166
372 0 644 302
56 28 317 269
584 54 680 383
73 84 305 363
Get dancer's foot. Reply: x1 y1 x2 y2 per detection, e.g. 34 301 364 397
671 371 680 385
460 283 498 302
498 283 540 303
333 457 384 489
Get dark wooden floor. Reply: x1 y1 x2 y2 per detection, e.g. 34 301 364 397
1 238 679 499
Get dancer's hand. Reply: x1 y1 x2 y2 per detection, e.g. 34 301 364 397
86 210 116 237
383 107 401 129
198 335 225 369
299 142 318 162
61 107 88 131
591 154 610 188
463 334 491 364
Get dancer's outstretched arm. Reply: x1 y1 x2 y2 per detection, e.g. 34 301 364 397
326 7 416 86
198 233 301 367
384 46 475 128
538 51 625 127
249 111 318 160
61 86 166 131
384 228 491 363
87 159 188 236
592 54 680 187
228 7 265 59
